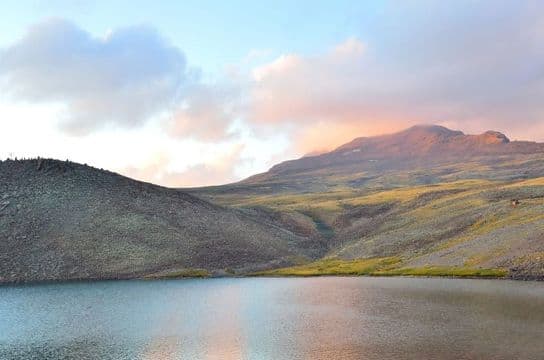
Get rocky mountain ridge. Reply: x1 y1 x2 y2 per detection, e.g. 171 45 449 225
260 125 544 178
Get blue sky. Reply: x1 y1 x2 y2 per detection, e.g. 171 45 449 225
1 1 543 186
1 0 376 72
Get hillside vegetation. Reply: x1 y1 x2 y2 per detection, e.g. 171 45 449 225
199 177 544 279
193 126 544 280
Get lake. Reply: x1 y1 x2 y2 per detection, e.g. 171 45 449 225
0 277 542 359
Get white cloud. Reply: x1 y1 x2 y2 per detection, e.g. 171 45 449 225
166 83 241 141
0 18 190 135
123 144 247 187
252 54 302 81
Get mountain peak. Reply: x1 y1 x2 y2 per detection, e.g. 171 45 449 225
336 124 464 152
402 124 464 137
478 130 510 144
402 125 509 144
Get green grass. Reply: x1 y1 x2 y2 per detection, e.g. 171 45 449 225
200 175 544 280
372 266 507 278
253 258 507 278
144 268 211 279
253 257 401 276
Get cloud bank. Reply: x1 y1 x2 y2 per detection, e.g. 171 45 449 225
246 2 544 151
166 83 241 141
0 18 189 135
123 144 246 187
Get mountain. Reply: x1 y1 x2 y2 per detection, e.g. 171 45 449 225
0 159 322 283
2 125 544 282
193 125 544 279
246 125 544 185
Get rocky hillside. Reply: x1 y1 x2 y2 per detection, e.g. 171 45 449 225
0 159 321 283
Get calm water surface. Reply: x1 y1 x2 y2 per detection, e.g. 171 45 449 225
0 277 542 360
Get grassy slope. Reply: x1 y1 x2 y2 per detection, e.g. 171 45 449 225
195 172 544 279
253 257 402 276
253 257 507 278
143 268 211 279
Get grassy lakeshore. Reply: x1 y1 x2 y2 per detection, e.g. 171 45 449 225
143 268 211 280
252 257 508 278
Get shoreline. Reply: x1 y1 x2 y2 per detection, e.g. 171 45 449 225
0 272 542 286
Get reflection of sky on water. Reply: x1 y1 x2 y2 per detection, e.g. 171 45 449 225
0 277 543 359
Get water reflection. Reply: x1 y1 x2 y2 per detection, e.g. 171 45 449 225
199 282 244 360
138 280 245 359
0 277 542 360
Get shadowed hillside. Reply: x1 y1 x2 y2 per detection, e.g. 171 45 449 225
0 159 322 283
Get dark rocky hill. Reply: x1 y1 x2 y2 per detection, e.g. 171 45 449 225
0 158 320 283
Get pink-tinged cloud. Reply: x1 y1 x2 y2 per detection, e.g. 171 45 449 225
250 38 370 125
122 144 245 187
246 38 425 152
245 2 544 153
166 83 241 141
294 120 407 155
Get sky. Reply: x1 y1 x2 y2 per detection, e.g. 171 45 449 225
1 0 543 187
